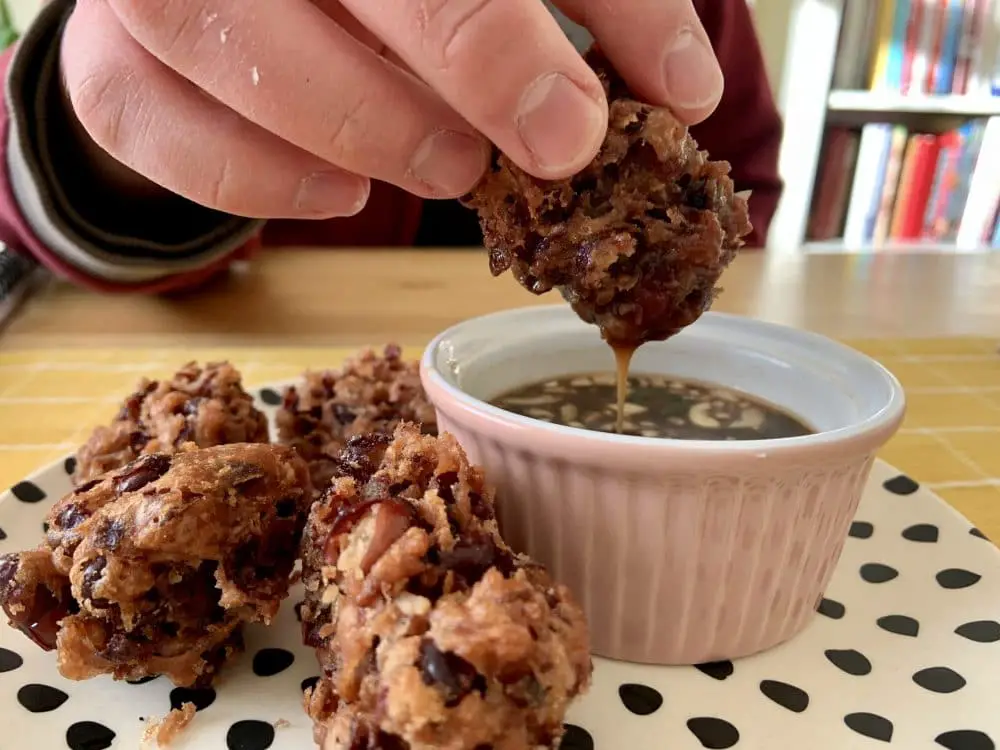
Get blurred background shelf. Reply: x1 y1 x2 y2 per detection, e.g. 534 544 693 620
765 0 1000 256
827 89 1000 115
803 239 993 253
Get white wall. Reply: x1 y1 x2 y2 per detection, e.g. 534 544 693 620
750 0 796 95
7 0 38 32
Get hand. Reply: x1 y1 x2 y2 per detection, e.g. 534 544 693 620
61 0 724 219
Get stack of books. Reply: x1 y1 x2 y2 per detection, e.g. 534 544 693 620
808 0 1000 249
809 118 1000 247
833 0 999 95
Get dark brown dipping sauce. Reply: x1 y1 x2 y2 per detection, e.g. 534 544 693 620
491 373 814 441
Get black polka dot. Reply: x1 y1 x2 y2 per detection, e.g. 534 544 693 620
561 725 595 750
17 683 69 712
955 620 1000 643
258 388 282 406
301 676 320 693
64 456 77 475
913 666 967 694
10 481 46 504
694 661 734 680
226 720 276 750
817 597 845 619
170 686 217 712
687 717 740 749
252 647 295 677
845 712 893 742
824 649 872 676
126 675 160 685
937 569 982 590
877 615 920 637
935 730 996 750
759 679 809 713
902 523 939 543
861 563 899 583
0 646 23 672
970 528 989 541
618 683 663 715
0 526 6 540
849 521 874 539
883 475 919 495
66 721 115 750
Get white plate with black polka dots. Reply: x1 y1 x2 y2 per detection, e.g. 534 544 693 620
2 386 999 749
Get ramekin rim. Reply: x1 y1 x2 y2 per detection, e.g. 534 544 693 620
419 306 907 455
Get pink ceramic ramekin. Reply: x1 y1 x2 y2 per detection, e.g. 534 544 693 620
420 305 905 666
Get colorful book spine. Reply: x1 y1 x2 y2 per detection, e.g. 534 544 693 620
845 124 893 245
951 0 982 91
923 130 964 237
902 0 926 91
939 121 984 239
933 0 966 92
911 136 944 237
870 0 900 88
887 0 913 87
830 134 861 238
924 0 950 91
889 137 921 237
835 0 881 89
957 117 1000 247
969 0 999 94
911 0 944 91
808 129 860 240
873 126 910 243
894 135 941 238
865 127 896 242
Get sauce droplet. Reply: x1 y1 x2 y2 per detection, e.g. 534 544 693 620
612 345 636 434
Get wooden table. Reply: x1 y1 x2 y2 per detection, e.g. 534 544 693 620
4 248 999 346
1 248 999 541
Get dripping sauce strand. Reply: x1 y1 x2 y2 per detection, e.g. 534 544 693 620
612 344 636 434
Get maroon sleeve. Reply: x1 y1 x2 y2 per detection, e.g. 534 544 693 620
0 2 265 294
691 0 784 247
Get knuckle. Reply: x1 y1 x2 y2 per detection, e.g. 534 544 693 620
324 92 373 164
416 0 500 69
109 0 213 59
203 158 241 213
69 63 139 158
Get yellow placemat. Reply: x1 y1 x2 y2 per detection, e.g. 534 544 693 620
1 339 997 539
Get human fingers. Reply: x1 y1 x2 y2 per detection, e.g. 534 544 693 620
553 0 724 123
105 0 489 198
62 1 369 218
339 0 609 180
310 0 417 78
309 0 387 54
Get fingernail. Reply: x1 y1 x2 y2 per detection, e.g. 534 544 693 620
295 170 370 216
517 72 606 175
662 27 724 111
409 130 488 196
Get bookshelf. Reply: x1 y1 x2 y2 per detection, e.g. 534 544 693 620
803 238 991 252
768 0 1000 255
827 90 1000 114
